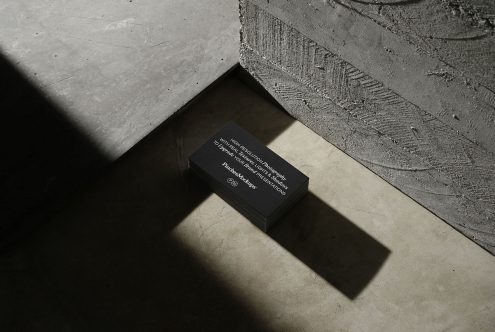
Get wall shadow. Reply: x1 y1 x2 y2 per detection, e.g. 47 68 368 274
102 68 390 300
0 68 291 331
0 53 109 249
1 64 390 331
269 193 390 299
144 69 390 299
2 229 275 331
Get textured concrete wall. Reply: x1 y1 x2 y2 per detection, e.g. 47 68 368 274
240 0 495 254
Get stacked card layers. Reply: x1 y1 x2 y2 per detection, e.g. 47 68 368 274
189 122 309 231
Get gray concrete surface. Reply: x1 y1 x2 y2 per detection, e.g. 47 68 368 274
240 0 495 254
1 75 494 331
0 0 239 246
0 0 239 156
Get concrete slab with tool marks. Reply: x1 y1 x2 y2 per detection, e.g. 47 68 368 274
240 0 495 253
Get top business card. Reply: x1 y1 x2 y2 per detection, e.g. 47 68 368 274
189 122 309 231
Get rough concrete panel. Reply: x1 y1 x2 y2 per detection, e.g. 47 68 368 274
240 0 495 253
242 0 495 155
336 0 495 90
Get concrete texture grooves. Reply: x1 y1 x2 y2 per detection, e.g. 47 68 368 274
1 75 494 331
240 0 495 154
239 0 495 253
336 0 495 90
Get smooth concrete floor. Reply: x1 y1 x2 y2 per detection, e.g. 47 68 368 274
1 75 494 331
0 0 239 157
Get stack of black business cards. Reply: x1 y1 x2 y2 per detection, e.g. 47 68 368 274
189 122 309 231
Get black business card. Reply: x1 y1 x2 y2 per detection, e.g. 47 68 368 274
189 122 309 231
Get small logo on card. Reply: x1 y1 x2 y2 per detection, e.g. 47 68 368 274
227 177 238 187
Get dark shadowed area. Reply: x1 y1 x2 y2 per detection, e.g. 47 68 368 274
0 53 109 249
270 192 390 299
0 70 390 330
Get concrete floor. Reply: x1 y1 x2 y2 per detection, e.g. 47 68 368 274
1 75 494 331
0 0 239 156
0 0 239 246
